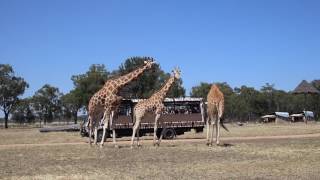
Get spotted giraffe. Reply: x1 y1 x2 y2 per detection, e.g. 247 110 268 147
131 68 181 148
88 59 155 147
206 84 229 146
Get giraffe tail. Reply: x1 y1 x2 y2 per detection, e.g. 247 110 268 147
220 117 229 132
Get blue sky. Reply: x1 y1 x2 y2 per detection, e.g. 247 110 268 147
1 0 320 98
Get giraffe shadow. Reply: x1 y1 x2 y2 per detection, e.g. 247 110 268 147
217 143 234 147
165 144 177 148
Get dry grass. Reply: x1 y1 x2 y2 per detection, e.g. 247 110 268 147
0 128 83 145
180 122 320 139
1 123 320 179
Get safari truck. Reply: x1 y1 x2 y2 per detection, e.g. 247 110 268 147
80 97 206 142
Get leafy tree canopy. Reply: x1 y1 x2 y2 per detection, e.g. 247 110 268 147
71 64 109 109
114 57 185 98
0 64 28 128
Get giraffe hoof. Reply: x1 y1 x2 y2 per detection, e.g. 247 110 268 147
206 142 210 146
114 145 119 149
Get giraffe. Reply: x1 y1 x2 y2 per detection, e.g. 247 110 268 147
87 59 155 147
206 84 229 146
131 68 181 148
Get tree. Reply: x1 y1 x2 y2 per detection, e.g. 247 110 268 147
115 57 163 98
11 98 35 124
190 82 212 100
115 57 185 98
190 82 232 99
71 64 109 110
311 80 320 120
0 64 28 128
159 72 186 98
32 84 62 125
215 82 234 119
190 82 237 120
61 89 82 124
261 83 276 113
237 86 261 121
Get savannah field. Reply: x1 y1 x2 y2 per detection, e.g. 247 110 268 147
1 123 320 180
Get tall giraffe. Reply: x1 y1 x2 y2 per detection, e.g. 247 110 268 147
206 84 229 146
88 59 155 147
131 68 181 148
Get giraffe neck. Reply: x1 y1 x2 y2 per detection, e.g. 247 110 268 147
152 76 175 102
113 64 150 89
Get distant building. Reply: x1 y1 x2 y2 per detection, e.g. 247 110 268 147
262 111 315 124
290 111 315 123
261 112 289 123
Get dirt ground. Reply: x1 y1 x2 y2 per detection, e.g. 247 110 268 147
1 123 320 180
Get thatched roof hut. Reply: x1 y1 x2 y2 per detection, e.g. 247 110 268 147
292 81 318 123
293 80 319 94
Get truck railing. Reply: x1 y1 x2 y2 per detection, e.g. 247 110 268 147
112 121 205 129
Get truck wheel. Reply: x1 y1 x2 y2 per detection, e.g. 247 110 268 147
162 128 176 139
97 130 106 142
80 129 86 137
79 123 86 137
80 126 88 137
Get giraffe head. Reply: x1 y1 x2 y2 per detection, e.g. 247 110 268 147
172 67 181 80
143 57 156 69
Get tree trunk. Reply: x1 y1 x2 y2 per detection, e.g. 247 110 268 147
4 113 9 129
73 112 78 124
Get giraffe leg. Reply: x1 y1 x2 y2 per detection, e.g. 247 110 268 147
210 120 214 146
206 117 210 146
131 116 141 148
99 124 107 147
110 111 118 148
158 128 164 145
100 111 110 147
88 117 92 146
94 126 98 145
112 129 117 148
216 115 220 145
137 126 141 147
153 114 161 146
102 110 109 129
209 114 215 146
216 104 223 145
130 125 137 148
